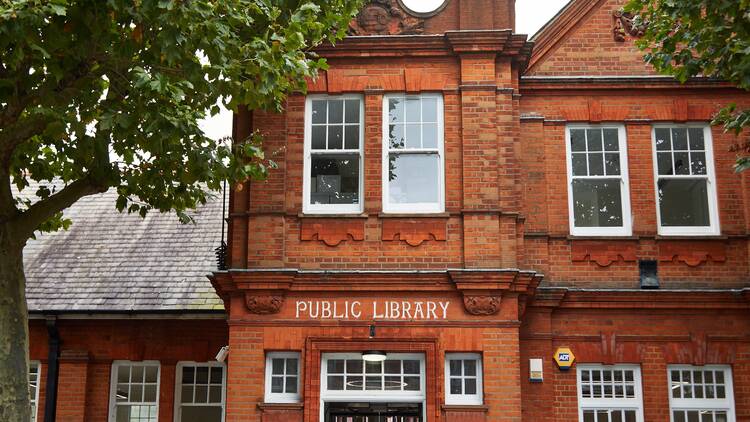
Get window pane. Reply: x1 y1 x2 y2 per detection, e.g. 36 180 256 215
572 179 623 227
657 152 673 175
196 367 209 384
674 411 686 422
672 128 688 150
132 366 144 383
385 376 401 390
311 126 326 150
271 376 283 393
328 125 343 149
118 366 130 383
464 360 477 376
345 99 359 123
583 410 595 422
687 411 700 422
389 98 404 123
612 410 623 422
346 359 363 374
572 153 588 176
625 410 636 422
422 98 438 122
655 128 671 150
145 366 158 383
312 100 327 124
272 359 284 375
605 153 621 176
658 179 710 227
597 410 609 422
195 385 208 403
130 384 143 402
464 378 477 395
327 375 344 390
388 154 439 205
344 125 359 150
449 378 462 394
588 153 604 176
181 406 223 422
384 360 401 374
328 359 345 374
405 98 420 122
423 123 438 149
603 129 619 151
310 155 359 205
346 376 363 390
674 151 690 175
404 376 420 391
449 360 462 376
286 376 298 393
210 367 223 384
689 128 705 150
571 129 586 152
390 124 405 149
403 360 420 374
587 129 603 151
287 359 298 376
405 123 421 149
365 361 382 374
329 100 343 123
365 376 382 390
144 385 157 402
208 385 222 403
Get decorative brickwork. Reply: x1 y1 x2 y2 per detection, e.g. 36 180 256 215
570 240 638 267
658 240 728 267
381 218 448 246
245 294 284 314
299 218 365 247
348 0 424 36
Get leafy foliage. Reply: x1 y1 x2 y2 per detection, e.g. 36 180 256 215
0 0 362 232
625 0 750 172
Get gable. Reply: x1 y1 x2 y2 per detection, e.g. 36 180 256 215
525 0 658 77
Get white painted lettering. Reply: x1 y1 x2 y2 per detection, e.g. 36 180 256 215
402 301 412 319
321 301 332 318
351 301 362 318
309 301 320 318
296 301 307 318
427 301 437 319
439 301 449 319
391 301 400 319
414 302 425 319
372 302 384 319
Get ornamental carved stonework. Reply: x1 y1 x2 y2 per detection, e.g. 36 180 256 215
245 294 284 315
463 295 502 316
612 10 647 42
348 0 424 36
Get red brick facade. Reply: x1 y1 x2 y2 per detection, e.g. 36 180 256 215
29 0 750 421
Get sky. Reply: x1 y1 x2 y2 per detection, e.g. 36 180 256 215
198 0 571 140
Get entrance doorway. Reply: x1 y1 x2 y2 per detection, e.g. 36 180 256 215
320 353 426 422
324 402 423 422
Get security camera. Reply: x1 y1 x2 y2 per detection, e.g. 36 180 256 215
215 346 229 362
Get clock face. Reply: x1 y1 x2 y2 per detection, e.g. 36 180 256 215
399 0 448 15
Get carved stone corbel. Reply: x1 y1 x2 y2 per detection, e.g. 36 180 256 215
462 295 502 316
612 10 647 42
245 294 284 315
348 0 425 36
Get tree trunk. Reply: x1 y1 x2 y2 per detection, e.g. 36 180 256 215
0 224 31 422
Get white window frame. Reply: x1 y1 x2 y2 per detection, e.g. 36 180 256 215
667 365 735 422
264 352 301 403
108 360 161 422
29 361 41 422
576 364 645 422
444 353 483 406
173 361 226 422
651 124 720 236
382 93 445 214
303 94 365 214
565 124 632 236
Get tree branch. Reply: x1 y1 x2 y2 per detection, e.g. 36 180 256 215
9 176 107 241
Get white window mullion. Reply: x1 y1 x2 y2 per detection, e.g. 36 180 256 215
668 365 735 422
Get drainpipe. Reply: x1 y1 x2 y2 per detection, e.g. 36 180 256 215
43 316 59 422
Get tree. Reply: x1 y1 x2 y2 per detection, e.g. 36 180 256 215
0 0 361 419
625 0 750 172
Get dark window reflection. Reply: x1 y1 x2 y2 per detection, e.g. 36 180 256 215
658 179 710 226
310 155 359 205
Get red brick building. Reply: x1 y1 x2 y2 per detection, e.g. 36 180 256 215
27 0 750 421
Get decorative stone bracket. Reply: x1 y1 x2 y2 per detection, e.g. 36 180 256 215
348 0 425 36
382 218 447 246
449 270 542 318
300 219 365 247
245 294 285 315
571 240 637 267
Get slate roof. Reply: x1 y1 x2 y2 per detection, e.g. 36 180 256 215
22 188 226 312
